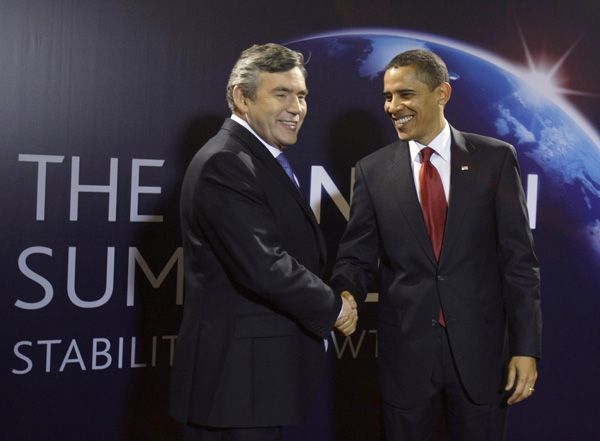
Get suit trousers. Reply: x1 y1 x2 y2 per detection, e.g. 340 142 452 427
183 424 281 441
382 324 507 441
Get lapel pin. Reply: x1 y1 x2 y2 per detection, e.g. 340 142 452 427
461 165 469 171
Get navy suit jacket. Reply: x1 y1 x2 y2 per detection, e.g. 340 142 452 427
170 119 341 427
331 126 541 407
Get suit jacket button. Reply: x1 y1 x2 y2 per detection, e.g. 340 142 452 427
437 275 445 281
431 319 438 327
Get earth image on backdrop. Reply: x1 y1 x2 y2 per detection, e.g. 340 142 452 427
287 30 600 260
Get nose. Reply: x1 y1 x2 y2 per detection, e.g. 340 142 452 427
386 95 403 114
287 96 304 115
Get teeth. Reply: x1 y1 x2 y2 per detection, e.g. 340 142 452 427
395 115 413 124
281 121 297 129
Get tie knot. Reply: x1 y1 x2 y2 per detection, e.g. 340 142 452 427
421 147 435 162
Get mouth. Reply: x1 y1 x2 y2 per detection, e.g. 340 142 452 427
392 115 414 127
279 120 299 131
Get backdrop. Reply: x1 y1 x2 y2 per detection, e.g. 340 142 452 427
2 1 599 440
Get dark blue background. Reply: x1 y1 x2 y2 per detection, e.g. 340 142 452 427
2 1 599 440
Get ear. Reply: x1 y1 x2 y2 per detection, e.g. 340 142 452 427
233 85 249 114
438 82 452 106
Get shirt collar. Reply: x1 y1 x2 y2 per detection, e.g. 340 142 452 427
409 120 451 163
230 114 282 158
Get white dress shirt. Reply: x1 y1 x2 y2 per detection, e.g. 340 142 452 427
408 121 451 203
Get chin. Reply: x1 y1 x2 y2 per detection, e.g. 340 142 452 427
396 131 411 141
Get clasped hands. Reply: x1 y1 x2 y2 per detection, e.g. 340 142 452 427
334 291 358 336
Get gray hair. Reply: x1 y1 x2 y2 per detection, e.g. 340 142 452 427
226 43 307 112
385 49 449 90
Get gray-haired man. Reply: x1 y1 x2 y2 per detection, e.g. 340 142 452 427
170 43 357 441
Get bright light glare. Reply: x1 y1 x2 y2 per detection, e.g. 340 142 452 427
516 27 595 105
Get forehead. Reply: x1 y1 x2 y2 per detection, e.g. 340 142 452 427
257 67 307 91
383 66 429 91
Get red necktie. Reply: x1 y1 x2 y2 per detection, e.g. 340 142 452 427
419 147 448 325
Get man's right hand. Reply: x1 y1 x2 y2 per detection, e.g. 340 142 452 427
335 291 358 336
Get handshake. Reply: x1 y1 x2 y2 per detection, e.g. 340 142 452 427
334 291 358 336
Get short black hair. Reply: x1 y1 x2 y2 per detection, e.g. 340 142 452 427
385 49 449 90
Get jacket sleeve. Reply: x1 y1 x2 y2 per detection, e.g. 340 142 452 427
193 150 341 338
330 161 381 298
495 145 542 358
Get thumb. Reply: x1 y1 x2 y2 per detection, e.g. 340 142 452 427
505 362 516 391
341 291 357 308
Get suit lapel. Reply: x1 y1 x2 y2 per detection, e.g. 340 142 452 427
439 127 473 265
224 119 327 266
386 141 438 265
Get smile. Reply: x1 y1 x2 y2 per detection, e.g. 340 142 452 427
279 121 298 130
393 115 414 126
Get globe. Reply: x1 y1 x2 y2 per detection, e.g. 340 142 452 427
284 30 600 439
287 30 600 246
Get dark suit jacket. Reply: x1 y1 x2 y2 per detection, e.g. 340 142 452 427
170 118 341 427
331 126 541 407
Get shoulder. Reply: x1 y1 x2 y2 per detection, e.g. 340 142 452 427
187 121 257 170
182 132 260 200
457 129 515 154
357 140 404 169
452 128 518 168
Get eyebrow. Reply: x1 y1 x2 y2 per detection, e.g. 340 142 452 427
382 88 416 96
272 86 309 95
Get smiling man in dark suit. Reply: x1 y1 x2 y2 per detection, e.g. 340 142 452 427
331 49 541 440
170 43 357 441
